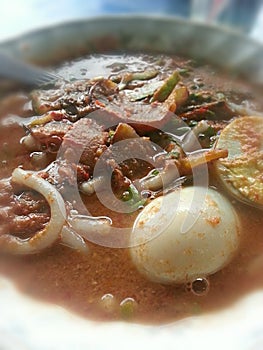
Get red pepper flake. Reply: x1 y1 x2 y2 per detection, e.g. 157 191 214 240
38 171 49 179
206 216 221 227
95 100 106 108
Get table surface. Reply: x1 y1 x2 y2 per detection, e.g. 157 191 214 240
0 0 262 44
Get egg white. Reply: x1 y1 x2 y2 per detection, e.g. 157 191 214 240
130 187 240 284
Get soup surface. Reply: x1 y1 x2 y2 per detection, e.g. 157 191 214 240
0 54 262 324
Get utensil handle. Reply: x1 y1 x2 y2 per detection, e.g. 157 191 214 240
0 51 58 87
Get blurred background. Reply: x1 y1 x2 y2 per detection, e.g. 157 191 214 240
0 0 262 43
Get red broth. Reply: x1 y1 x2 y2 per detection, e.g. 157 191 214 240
0 54 262 324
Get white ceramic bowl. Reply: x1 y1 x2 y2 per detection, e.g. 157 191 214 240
0 15 263 350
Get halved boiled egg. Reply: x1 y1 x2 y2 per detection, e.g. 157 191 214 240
215 116 263 208
130 187 240 284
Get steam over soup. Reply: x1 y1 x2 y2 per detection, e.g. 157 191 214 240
0 54 262 323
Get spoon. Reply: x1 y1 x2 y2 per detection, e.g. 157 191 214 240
0 51 61 87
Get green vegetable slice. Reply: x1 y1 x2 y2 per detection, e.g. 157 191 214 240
151 71 180 102
118 69 159 90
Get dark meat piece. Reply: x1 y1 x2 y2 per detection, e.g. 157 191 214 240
31 79 117 117
0 179 50 238
12 213 50 236
63 118 109 173
101 92 174 133
108 137 158 180
31 80 92 115
76 164 90 183
111 168 131 195
0 179 13 204
179 100 236 121
40 159 75 188
30 121 73 147
12 191 50 237
31 77 174 133
13 191 49 216
40 160 90 188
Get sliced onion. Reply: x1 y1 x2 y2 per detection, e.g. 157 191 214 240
0 168 66 254
60 226 89 254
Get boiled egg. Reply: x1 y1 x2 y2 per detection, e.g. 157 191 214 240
215 116 263 209
130 187 240 284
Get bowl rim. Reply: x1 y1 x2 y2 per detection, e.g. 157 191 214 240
0 14 263 350
1 13 263 46
0 14 262 85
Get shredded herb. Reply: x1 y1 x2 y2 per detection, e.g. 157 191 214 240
206 110 216 119
203 125 216 138
121 184 145 209
167 151 180 159
151 169 160 176
188 120 198 127
108 130 115 140
189 92 212 103
216 92 225 100
177 68 190 77
118 69 159 90
122 190 133 202
151 71 180 102
198 125 217 147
